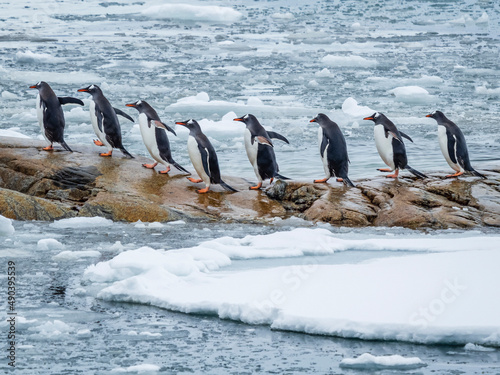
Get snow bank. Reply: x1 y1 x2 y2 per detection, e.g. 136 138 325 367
85 228 500 346
388 86 434 104
16 50 65 64
37 238 63 250
0 215 15 236
0 128 31 139
141 4 242 23
50 217 114 229
321 55 377 68
340 353 426 370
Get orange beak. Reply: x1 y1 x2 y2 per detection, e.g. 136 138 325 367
363 116 374 121
309 119 316 123
175 121 187 126
233 117 244 122
125 103 136 107
425 114 432 117
29 85 37 89
77 88 89 92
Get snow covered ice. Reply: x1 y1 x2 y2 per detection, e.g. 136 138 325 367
1 0 500 373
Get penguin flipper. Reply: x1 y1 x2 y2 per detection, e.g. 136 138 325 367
447 132 458 164
220 180 238 192
399 131 413 143
154 120 177 136
405 165 427 179
114 108 134 122
267 131 290 144
58 97 84 106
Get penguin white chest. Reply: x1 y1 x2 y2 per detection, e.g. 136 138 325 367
318 128 330 177
438 125 461 172
187 136 210 185
374 125 395 169
35 94 48 142
138 114 161 161
244 128 259 176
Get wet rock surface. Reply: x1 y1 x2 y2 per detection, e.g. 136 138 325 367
1 137 499 228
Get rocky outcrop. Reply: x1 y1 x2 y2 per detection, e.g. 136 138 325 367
0 137 499 229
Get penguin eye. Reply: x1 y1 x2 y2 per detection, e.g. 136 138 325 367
374 112 380 119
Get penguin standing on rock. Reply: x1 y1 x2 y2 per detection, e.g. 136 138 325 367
426 111 486 178
125 100 189 174
363 112 427 179
77 85 134 158
29 81 83 152
233 114 290 190
310 113 354 187
175 119 237 193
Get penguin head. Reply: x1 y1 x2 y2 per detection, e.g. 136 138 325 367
125 100 146 112
234 114 261 131
425 110 444 120
363 112 384 124
175 119 200 132
310 113 330 126
29 81 47 90
77 84 100 95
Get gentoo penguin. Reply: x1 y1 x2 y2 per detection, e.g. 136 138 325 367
29 81 83 152
233 114 289 190
77 85 134 158
363 112 427 179
175 119 237 193
310 113 355 187
125 100 189 174
426 111 485 178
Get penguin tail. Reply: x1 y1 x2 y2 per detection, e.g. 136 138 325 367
120 148 135 159
220 180 238 192
274 173 290 180
342 176 356 187
405 165 427 179
60 140 73 152
468 168 487 179
167 158 190 174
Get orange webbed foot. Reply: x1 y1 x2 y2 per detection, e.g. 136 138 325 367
93 139 104 146
378 168 392 172
445 171 464 178
142 163 158 169
197 187 210 194
99 151 113 157
336 178 344 183
42 145 54 151
187 177 203 183
249 182 263 190
314 178 329 183
158 166 171 174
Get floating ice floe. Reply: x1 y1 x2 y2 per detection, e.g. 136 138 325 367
464 343 496 352
84 228 500 346
0 215 15 236
141 4 242 23
50 217 114 229
321 54 377 68
475 85 500 97
53 250 101 260
340 353 426 370
37 238 64 251
342 97 375 118
16 50 66 64
2 91 19 100
388 86 434 104
111 364 160 373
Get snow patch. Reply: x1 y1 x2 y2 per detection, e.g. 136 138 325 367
340 353 426 370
